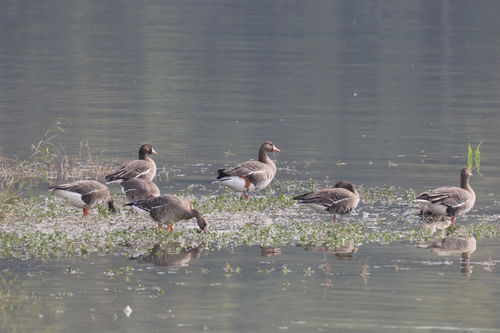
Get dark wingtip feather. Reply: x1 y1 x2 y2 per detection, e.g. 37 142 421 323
216 168 229 179
105 175 119 182
293 192 312 201
124 199 147 207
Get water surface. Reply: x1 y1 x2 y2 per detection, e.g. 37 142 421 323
1 242 499 332
1 1 500 331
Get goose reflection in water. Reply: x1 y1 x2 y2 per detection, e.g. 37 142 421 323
260 246 282 257
305 243 358 261
134 243 203 267
417 234 477 276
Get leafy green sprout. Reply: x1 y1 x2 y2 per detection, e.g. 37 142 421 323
468 142 483 175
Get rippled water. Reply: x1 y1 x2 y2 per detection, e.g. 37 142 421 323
1 0 500 331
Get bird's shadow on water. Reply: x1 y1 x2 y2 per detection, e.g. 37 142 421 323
416 216 477 276
131 242 203 268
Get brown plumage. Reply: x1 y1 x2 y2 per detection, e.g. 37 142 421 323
293 180 360 222
121 178 160 203
416 168 476 224
49 180 116 216
215 141 280 199
125 195 208 232
105 143 157 183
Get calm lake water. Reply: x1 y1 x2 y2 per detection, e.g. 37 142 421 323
1 242 499 332
1 0 500 331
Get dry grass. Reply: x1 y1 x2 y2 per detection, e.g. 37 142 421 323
0 122 114 186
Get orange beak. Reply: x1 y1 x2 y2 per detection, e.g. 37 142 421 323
272 145 281 152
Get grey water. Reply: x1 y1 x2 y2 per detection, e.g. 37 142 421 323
1 242 499 332
1 0 500 331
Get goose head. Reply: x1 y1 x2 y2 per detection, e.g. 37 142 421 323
139 143 158 158
108 199 117 213
262 141 280 153
334 180 356 193
192 209 209 232
460 167 473 189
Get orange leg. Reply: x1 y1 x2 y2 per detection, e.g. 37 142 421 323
237 175 252 200
167 223 174 232
451 216 457 225
83 208 90 216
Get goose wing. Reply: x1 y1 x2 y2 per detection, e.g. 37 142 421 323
127 195 190 222
49 180 108 205
294 188 353 210
417 186 468 208
217 160 268 178
105 160 152 182
50 180 106 195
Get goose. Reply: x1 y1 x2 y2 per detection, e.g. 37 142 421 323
293 180 360 222
416 167 475 225
125 195 208 232
49 180 116 216
214 141 280 199
121 178 160 203
105 143 157 183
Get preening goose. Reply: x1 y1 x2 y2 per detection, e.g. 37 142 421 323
293 180 360 223
121 178 160 203
49 180 116 216
214 141 280 199
416 167 475 225
125 195 208 232
105 143 157 183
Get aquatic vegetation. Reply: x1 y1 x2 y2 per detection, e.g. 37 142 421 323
0 183 498 259
196 189 295 214
0 157 498 259
467 142 483 174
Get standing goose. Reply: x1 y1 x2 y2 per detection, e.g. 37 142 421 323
121 178 160 203
293 180 360 223
416 167 475 225
214 141 280 199
105 143 157 183
125 195 208 232
49 180 116 216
